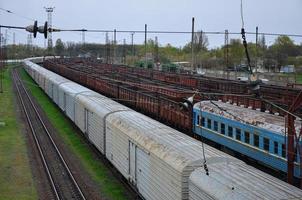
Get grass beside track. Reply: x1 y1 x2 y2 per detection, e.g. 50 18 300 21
0 66 37 199
296 74 302 84
19 67 130 200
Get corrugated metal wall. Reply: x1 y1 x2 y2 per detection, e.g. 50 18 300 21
65 93 75 121
105 124 130 178
87 110 104 153
75 98 86 133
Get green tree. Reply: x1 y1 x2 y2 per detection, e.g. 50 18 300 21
268 36 299 70
55 39 65 57
194 30 209 52
229 39 244 67
182 30 209 53
259 34 266 50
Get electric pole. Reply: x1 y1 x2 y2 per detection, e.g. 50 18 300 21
145 24 147 68
82 30 85 44
113 29 116 64
131 32 134 56
224 29 229 79
105 32 109 64
123 38 126 64
255 26 258 73
4 29 8 46
154 36 159 66
191 17 195 71
13 32 15 45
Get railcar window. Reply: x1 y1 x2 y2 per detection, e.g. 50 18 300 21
254 134 259 147
220 123 225 135
207 119 212 129
264 137 270 151
282 144 286 158
244 131 250 144
294 149 298 162
274 141 278 154
228 126 233 138
201 117 205 127
236 128 241 140
214 121 218 131
197 115 200 125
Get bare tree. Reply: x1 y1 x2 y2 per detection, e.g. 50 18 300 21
194 30 209 52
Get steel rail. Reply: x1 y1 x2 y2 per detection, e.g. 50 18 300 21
12 69 60 199
12 68 86 200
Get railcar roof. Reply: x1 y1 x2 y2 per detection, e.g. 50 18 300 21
108 110 238 172
194 101 301 135
190 162 302 199
59 82 90 94
108 111 302 198
76 90 131 117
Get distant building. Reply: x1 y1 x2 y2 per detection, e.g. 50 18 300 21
280 65 295 73
172 61 190 70
78 52 92 58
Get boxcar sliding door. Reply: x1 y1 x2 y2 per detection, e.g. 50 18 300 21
129 141 137 185
136 148 151 196
87 110 104 153
84 108 88 136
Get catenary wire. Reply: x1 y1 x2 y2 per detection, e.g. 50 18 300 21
0 7 35 22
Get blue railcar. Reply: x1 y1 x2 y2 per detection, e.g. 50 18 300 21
193 100 301 177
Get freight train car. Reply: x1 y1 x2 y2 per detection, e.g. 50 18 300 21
23 58 302 200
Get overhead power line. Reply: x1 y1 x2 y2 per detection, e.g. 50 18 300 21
0 25 26 30
55 28 302 38
1 24 302 38
0 7 35 22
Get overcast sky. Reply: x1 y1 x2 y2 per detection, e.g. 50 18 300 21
1 0 301 48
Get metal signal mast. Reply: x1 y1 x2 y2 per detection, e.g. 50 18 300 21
44 6 54 48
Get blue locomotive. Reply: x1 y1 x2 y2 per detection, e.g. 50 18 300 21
193 100 301 177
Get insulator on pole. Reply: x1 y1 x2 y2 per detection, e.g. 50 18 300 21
25 21 48 39
25 20 38 38
38 21 48 39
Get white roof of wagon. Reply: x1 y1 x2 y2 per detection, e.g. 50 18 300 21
28 62 69 85
58 82 90 95
76 91 131 118
190 163 302 199
194 101 302 135
107 110 238 172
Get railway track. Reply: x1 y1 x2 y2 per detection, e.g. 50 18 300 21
12 68 86 200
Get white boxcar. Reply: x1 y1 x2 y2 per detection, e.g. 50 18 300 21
58 83 68 112
27 62 38 80
57 82 90 121
24 61 52 93
40 67 61 95
105 111 224 200
48 75 69 105
34 66 57 99
40 68 52 91
38 70 43 88
38 69 48 90
189 163 302 200
75 91 130 153
33 68 38 83
46 76 54 99
23 61 31 75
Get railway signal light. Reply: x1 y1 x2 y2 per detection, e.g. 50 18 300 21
25 21 48 39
